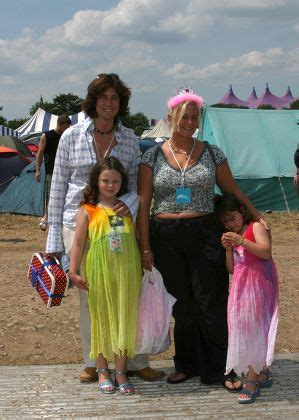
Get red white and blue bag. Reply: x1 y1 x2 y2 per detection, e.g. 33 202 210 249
28 252 68 308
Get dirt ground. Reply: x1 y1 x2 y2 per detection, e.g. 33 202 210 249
0 212 298 366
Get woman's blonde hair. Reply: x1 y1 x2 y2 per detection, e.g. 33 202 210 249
168 101 202 134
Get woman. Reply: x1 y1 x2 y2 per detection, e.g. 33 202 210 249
137 88 266 389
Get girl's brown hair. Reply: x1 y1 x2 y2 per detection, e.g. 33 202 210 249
214 193 252 225
81 157 128 206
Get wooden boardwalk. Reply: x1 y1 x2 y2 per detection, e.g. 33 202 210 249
0 353 298 419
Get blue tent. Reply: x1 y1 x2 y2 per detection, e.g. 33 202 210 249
0 160 45 216
202 107 299 211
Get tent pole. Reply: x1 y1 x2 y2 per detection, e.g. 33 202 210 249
278 177 290 213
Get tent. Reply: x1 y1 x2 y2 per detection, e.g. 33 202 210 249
217 85 249 107
0 135 45 215
217 84 297 109
202 107 299 211
0 136 33 194
246 87 258 105
17 107 86 138
0 159 45 215
0 124 20 138
250 84 288 109
141 118 171 139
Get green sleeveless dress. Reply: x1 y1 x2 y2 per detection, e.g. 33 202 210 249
83 203 142 361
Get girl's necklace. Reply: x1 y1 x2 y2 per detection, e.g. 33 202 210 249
93 131 115 161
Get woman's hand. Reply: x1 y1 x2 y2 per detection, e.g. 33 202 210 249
68 273 89 291
141 250 154 271
257 216 269 230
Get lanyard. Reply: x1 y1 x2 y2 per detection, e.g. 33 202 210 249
92 131 115 161
168 139 195 185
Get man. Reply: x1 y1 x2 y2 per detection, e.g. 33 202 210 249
35 115 72 230
46 73 164 383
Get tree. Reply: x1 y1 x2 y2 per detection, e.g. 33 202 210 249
121 112 149 136
210 103 249 109
0 105 7 125
30 93 83 116
6 118 28 130
288 99 299 110
257 104 276 110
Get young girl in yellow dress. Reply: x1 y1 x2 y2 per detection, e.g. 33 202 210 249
69 157 141 395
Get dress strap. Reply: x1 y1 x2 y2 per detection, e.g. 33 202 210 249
244 222 256 242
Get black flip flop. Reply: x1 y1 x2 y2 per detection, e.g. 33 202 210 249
223 375 243 393
167 372 195 384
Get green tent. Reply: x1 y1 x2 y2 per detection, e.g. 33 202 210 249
202 107 299 211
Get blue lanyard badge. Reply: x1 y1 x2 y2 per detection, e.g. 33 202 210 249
176 187 191 204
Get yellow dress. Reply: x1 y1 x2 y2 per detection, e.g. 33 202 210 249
83 203 141 361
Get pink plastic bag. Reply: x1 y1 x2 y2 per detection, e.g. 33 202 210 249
136 266 176 354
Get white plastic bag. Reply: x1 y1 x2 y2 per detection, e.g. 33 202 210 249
136 266 177 354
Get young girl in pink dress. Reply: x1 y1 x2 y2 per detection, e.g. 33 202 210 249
215 193 279 404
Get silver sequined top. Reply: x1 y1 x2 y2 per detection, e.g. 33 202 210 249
141 141 226 215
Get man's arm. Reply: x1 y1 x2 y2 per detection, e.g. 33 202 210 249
35 134 46 182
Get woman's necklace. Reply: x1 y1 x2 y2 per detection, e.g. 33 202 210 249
168 138 196 185
93 131 115 161
169 138 195 160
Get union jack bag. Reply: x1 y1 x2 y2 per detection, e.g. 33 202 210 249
28 252 68 307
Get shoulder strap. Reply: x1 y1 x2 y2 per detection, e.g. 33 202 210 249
204 141 217 166
244 222 255 242
153 143 164 165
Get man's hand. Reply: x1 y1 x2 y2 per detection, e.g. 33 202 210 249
113 200 131 217
35 171 41 182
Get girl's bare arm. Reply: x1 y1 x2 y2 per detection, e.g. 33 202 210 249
69 207 89 289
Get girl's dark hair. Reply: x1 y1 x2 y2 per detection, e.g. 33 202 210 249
81 157 128 205
81 73 131 119
214 193 252 224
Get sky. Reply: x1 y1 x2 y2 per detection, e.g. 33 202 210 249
0 0 298 122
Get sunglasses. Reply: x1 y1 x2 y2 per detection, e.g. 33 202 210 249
96 73 120 80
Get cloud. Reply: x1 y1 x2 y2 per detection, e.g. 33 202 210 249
0 0 298 119
165 47 299 81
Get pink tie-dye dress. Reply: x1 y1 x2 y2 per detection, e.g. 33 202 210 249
225 222 279 376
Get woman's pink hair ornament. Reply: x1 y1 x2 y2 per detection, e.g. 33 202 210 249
167 87 203 111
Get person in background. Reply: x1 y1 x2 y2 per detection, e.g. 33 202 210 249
294 143 299 195
137 87 268 390
215 193 279 404
45 73 164 383
35 115 71 230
